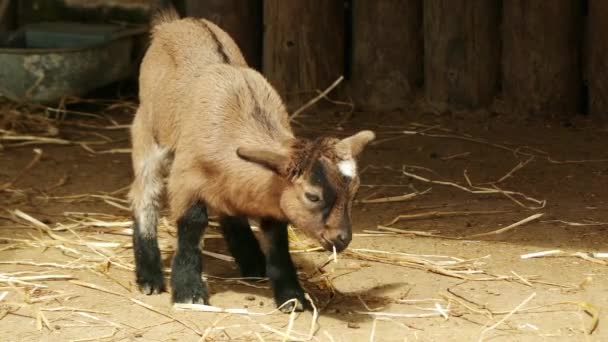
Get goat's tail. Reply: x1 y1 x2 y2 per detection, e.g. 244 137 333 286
150 6 180 31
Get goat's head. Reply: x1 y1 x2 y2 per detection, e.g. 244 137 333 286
237 130 375 252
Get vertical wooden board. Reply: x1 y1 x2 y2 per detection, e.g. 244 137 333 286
503 0 582 117
424 0 500 109
350 0 422 111
587 1 608 117
263 0 344 110
180 0 262 70
0 0 16 32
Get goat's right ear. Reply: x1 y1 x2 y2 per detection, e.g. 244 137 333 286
236 147 290 176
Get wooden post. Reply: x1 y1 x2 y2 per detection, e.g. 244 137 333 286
503 0 583 117
0 0 16 32
350 0 423 111
180 0 262 69
587 1 608 117
424 0 500 109
264 0 344 110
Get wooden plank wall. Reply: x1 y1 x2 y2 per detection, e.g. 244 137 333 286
349 0 422 111
263 0 344 111
503 0 582 117
587 0 608 117
424 0 500 110
176 0 599 117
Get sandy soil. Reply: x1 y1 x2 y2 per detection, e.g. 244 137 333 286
0 99 607 341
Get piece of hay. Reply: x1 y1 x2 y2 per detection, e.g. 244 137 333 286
465 213 544 239
478 292 536 341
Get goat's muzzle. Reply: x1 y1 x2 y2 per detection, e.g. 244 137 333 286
320 227 352 253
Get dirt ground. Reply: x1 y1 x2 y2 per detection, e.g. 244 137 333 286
0 96 607 342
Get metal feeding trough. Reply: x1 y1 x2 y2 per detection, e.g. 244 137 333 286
0 21 147 104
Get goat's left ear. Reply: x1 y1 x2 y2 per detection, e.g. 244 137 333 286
336 130 375 157
237 146 290 176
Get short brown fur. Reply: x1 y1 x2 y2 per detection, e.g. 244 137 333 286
129 9 375 255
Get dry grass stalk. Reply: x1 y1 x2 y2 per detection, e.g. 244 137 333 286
41 306 109 314
542 219 608 226
344 249 486 281
290 76 344 121
521 250 608 266
440 152 471 160
375 226 459 240
491 156 534 184
130 298 202 336
357 310 445 319
383 210 508 226
0 148 42 191
202 250 234 262
403 170 546 209
0 273 74 288
561 301 600 334
465 213 544 239
520 250 562 259
547 156 608 164
510 271 533 287
374 129 536 158
68 280 126 297
478 292 537 341
359 188 431 204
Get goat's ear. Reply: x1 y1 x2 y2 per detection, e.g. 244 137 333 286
237 147 290 176
336 130 375 157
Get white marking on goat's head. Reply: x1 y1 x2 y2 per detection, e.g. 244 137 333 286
337 159 356 178
236 130 375 253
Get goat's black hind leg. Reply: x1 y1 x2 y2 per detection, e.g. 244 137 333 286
260 219 309 312
171 201 209 304
220 216 266 278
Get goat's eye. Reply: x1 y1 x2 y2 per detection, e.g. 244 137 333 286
305 193 321 203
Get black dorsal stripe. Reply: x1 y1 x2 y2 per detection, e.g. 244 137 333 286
243 76 275 133
201 21 230 63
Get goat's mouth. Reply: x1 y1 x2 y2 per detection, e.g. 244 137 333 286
318 236 348 253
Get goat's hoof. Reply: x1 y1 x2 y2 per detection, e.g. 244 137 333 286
275 288 309 313
172 286 209 304
136 271 165 295
171 278 209 304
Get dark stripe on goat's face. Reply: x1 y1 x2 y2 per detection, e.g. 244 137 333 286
310 160 337 220
200 21 230 63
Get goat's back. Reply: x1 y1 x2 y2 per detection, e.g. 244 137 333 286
139 10 247 103
136 10 250 149
154 64 293 217
163 63 292 154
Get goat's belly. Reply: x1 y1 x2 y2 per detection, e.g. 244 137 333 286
205 192 284 221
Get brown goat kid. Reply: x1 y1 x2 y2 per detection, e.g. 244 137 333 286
129 10 375 311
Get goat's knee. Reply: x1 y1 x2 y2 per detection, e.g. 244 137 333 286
171 201 209 304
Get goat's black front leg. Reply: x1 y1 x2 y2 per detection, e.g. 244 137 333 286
171 201 209 304
260 219 308 312
220 216 266 278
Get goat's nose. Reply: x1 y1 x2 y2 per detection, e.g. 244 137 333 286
338 230 352 245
